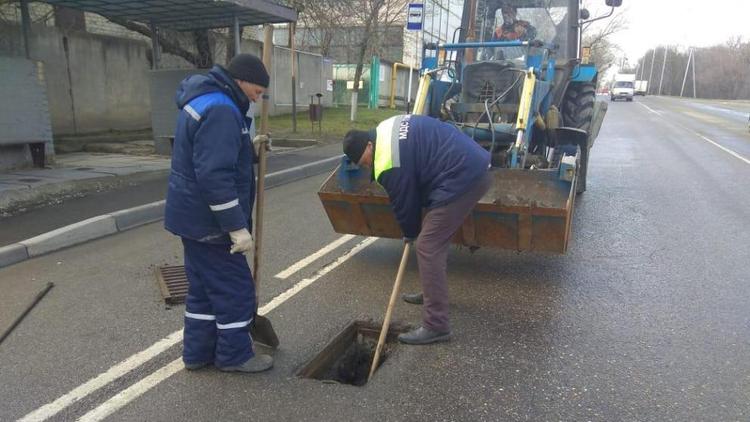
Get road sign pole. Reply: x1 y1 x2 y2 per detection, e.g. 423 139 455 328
406 3 423 112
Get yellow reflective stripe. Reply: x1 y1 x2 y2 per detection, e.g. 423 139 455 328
373 117 397 181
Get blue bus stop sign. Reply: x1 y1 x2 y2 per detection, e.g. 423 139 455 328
407 3 423 30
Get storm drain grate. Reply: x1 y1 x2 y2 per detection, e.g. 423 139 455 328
297 320 410 386
155 265 188 304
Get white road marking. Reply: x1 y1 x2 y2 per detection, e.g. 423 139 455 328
18 331 184 422
274 234 356 279
637 100 748 165
695 134 750 165
24 237 377 422
638 102 662 115
75 358 184 422
262 237 377 314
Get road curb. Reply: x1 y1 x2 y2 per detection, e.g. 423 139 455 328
0 244 29 267
265 155 341 188
111 201 166 231
0 155 342 269
21 215 118 257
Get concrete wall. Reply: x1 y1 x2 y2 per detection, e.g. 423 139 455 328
150 42 333 139
0 57 54 170
1 20 332 142
0 23 152 135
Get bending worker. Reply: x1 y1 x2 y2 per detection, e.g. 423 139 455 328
165 54 272 373
343 115 491 345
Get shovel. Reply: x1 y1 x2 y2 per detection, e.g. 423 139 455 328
369 242 411 381
248 136 279 348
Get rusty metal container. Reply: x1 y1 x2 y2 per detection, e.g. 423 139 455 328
317 162 577 254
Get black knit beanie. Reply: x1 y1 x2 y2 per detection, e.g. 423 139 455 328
227 54 270 88
343 129 372 164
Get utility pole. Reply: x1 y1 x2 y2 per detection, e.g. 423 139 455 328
658 45 669 96
289 22 297 132
680 47 693 97
691 48 697 98
647 47 657 95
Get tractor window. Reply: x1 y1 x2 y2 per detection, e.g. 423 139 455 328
479 2 570 60
614 81 634 88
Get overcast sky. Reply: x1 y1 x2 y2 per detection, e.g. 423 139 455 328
589 0 750 64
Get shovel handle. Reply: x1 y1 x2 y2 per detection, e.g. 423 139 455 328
254 24 273 291
253 141 268 289
368 242 411 381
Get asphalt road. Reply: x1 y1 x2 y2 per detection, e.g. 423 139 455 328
1 96 748 421
0 143 341 246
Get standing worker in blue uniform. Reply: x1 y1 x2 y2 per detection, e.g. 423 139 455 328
165 54 272 372
343 115 492 345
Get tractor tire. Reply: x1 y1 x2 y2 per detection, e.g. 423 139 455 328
562 82 595 194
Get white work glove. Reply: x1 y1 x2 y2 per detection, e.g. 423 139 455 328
252 134 271 156
229 228 254 255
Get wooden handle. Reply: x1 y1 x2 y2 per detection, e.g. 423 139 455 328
253 23 273 291
252 143 268 289
369 242 411 381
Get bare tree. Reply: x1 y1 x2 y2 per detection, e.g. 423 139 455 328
349 0 408 121
0 1 54 25
104 17 206 67
192 29 213 68
635 37 750 99
292 0 348 57
581 6 627 78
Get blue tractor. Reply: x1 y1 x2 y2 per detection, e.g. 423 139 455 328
319 0 622 253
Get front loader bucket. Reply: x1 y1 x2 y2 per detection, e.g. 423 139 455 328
318 162 577 253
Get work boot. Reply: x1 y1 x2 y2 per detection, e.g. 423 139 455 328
184 361 211 371
398 326 451 345
219 354 274 373
402 292 423 305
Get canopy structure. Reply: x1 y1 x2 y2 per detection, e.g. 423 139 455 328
19 0 297 69
42 0 297 31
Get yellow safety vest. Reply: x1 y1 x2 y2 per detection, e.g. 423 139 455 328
373 115 411 182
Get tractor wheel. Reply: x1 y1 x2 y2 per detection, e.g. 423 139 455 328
562 82 595 194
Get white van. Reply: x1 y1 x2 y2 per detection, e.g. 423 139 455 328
611 80 635 102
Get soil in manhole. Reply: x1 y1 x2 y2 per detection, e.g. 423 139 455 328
298 320 410 386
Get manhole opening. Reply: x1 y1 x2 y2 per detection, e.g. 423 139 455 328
297 320 410 386
75 167 94 171
155 265 188 304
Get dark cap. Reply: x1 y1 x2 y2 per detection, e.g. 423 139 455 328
227 54 270 88
343 129 372 164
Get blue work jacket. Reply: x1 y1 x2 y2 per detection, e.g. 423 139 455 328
165 65 256 243
374 115 490 238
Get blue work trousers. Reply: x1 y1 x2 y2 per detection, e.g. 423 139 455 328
181 238 255 368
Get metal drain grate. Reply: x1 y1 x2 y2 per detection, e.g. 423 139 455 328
155 265 188 304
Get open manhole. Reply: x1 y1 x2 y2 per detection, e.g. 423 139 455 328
298 320 410 386
154 265 188 304
75 167 95 171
